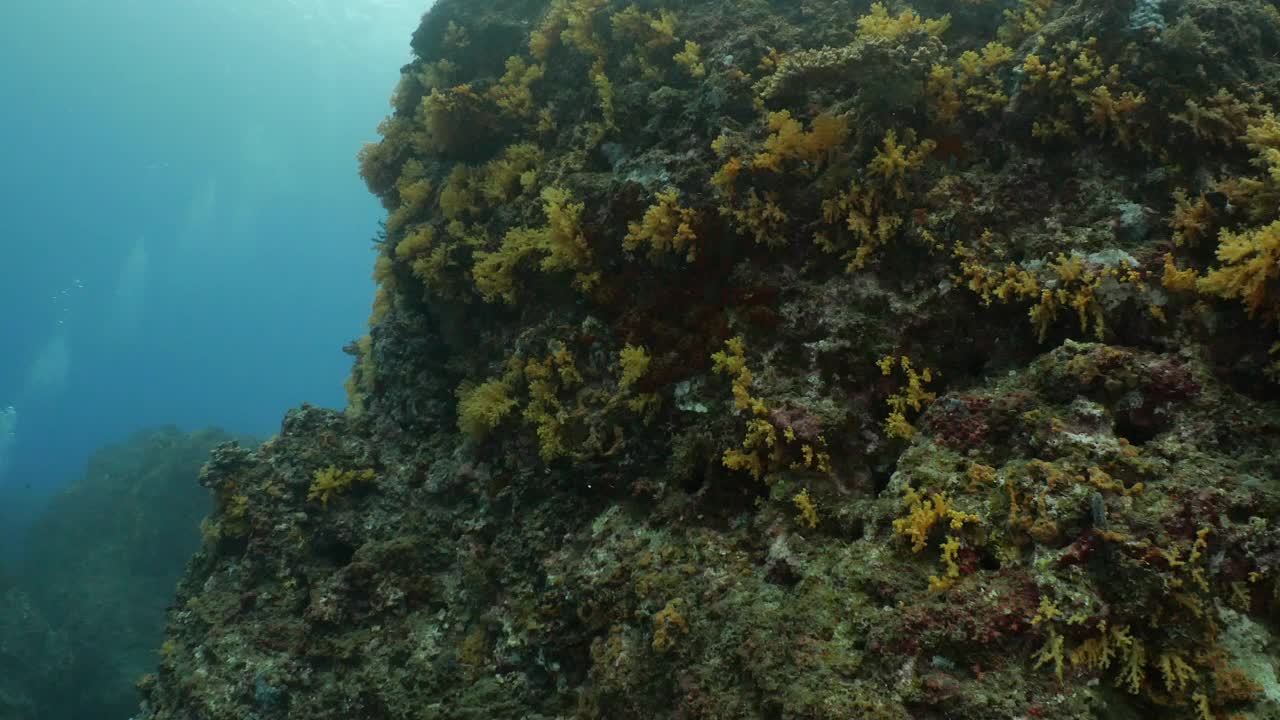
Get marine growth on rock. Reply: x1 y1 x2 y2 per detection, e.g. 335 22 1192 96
137 1 1280 719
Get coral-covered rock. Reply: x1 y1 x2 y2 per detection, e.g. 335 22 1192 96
139 0 1280 718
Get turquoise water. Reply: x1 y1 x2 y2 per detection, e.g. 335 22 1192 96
0 0 428 552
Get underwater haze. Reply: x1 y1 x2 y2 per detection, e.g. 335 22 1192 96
0 0 430 556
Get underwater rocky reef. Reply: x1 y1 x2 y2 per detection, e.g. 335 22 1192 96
0 427 251 720
137 0 1280 717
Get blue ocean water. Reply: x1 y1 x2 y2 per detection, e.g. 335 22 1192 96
0 0 429 559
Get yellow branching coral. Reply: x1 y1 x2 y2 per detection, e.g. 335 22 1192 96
1034 629 1066 681
711 155 744 196
618 343 658 416
536 186 597 288
1170 189 1216 247
1085 85 1147 148
1162 253 1200 292
589 58 616 132
878 355 937 439
673 40 705 78
357 116 416 197
792 489 819 528
610 5 679 50
530 0 609 60
617 344 651 390
1198 220 1280 319
624 188 699 262
1239 113 1280 220
928 535 963 592
308 466 377 508
386 161 435 235
789 439 831 474
1172 88 1267 147
1070 622 1119 672
419 84 487 155
652 599 689 653
1116 635 1147 694
928 42 1016 123
892 487 978 553
610 5 688 81
480 143 542 204
752 110 850 172
1034 254 1116 341
722 418 781 482
855 2 950 42
345 334 379 416
724 190 789 246
711 336 766 417
1022 37 1151 149
997 0 1054 45
816 130 934 272
712 337 830 482
472 186 597 303
820 183 901 272
485 56 545 118
457 378 518 438
472 228 541 304
395 224 435 262
1158 652 1197 693
438 164 479 221
526 0 616 139
521 348 581 462
959 248 1151 342
866 129 936 200
369 259 395 324
954 233 1042 304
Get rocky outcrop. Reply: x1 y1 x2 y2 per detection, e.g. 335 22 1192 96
138 0 1280 718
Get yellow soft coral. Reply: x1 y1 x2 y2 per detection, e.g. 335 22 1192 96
1235 113 1280 221
472 186 597 303
530 0 609 60
855 2 950 41
418 84 487 155
998 0 1054 44
866 129 937 200
928 42 1016 123
1198 220 1280 318
752 111 850 172
624 188 699 262
456 379 518 438
878 355 937 439
308 466 377 508
712 336 767 417
673 40 705 78
486 56 545 118
618 344 651 390
611 5 679 50
793 489 820 528
712 337 831 482
722 418 781 481
892 487 979 553
651 599 689 652
522 349 581 462
928 535 963 592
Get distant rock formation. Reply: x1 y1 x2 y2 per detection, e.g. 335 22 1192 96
12 426 254 720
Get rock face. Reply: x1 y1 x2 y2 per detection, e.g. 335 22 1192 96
138 0 1280 718
0 578 68 720
16 427 253 720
